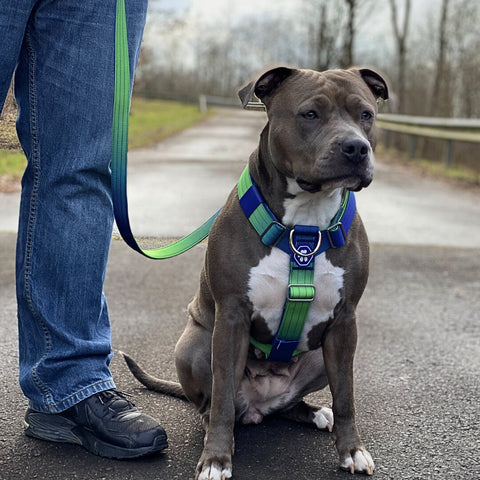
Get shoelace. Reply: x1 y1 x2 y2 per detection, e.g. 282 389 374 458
96 390 135 411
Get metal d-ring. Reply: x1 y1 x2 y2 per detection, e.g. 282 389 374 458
289 228 322 257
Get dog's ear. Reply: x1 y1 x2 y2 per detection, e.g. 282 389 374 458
359 69 389 101
238 67 295 108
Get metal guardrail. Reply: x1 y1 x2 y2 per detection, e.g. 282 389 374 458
377 113 480 167
377 114 480 142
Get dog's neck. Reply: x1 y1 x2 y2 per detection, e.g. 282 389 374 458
249 127 343 230
282 180 343 230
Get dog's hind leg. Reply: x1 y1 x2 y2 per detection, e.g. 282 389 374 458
174 316 214 427
280 400 334 432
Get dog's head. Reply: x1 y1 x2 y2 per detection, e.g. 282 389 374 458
239 67 388 193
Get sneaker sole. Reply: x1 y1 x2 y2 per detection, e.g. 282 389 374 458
25 411 168 459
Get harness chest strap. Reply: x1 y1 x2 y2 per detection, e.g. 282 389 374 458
251 226 318 361
238 167 356 362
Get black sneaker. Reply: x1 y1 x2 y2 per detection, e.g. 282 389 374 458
24 389 168 459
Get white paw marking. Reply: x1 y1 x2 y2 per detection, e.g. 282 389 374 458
313 407 334 432
340 449 375 475
198 465 232 480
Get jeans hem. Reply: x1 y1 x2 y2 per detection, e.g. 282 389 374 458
28 379 116 414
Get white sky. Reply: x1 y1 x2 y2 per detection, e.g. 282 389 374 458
158 0 437 20
160 0 298 16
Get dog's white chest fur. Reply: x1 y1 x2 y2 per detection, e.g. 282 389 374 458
247 183 345 351
248 250 344 350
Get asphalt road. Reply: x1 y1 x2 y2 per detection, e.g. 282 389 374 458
0 108 479 480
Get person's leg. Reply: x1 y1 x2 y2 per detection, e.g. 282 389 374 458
13 0 167 458
13 0 145 412
0 1 34 109
2 0 166 459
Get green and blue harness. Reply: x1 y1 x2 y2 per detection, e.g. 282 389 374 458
237 169 356 362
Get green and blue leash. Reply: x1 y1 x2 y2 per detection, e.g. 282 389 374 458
111 0 220 259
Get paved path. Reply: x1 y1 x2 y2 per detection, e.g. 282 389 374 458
0 108 479 479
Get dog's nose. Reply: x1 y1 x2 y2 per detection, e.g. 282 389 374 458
341 139 369 164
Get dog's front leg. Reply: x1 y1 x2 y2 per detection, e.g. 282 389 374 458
323 307 375 475
196 299 250 480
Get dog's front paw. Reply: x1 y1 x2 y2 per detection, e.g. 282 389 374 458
313 407 334 432
197 457 232 480
197 463 232 480
340 448 375 475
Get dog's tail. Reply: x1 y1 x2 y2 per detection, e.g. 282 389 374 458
120 351 187 400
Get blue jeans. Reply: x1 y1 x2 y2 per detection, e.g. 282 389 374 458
0 0 147 413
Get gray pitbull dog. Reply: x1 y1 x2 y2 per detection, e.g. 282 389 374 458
123 66 388 479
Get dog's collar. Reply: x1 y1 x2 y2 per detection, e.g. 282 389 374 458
238 166 357 362
238 166 356 255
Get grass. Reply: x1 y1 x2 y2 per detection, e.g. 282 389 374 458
128 97 210 149
0 150 27 176
0 97 210 178
376 145 480 188
414 158 480 185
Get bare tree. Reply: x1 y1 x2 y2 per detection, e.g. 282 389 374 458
341 0 356 68
339 0 377 69
303 0 344 71
429 0 450 116
389 0 411 112
448 0 480 118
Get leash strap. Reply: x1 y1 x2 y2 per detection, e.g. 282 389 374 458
238 167 356 361
111 0 220 259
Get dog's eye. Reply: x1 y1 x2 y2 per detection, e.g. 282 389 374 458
361 111 373 121
302 110 318 120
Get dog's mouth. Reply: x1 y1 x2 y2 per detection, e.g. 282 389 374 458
296 178 323 193
296 175 371 193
